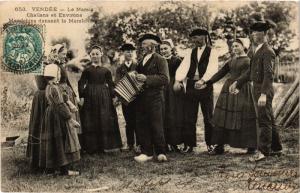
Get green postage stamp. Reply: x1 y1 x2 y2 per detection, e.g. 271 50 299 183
2 23 44 74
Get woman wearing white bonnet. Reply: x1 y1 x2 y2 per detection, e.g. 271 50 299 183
39 63 81 175
50 43 82 136
160 38 184 152
203 37 258 155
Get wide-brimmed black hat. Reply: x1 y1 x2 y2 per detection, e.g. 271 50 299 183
120 43 136 51
138 33 162 44
189 28 212 45
189 28 209 37
250 21 269 32
250 19 277 32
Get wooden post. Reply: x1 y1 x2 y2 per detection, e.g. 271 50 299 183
278 94 299 125
274 76 299 119
283 103 299 127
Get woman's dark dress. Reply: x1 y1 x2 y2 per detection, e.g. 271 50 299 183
78 65 122 153
164 56 184 146
26 76 48 169
39 83 80 169
207 56 258 148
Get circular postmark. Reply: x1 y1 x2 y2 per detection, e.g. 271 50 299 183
2 24 44 74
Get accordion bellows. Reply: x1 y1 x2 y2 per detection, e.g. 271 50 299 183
114 71 144 105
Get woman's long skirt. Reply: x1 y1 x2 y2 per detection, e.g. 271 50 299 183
39 106 80 169
164 78 184 146
211 80 258 148
26 90 47 169
80 84 122 153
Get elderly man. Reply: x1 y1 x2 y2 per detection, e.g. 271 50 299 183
134 33 170 163
174 28 218 153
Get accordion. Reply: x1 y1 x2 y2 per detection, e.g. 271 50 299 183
114 71 144 105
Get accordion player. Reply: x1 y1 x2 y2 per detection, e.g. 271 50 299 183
114 71 144 105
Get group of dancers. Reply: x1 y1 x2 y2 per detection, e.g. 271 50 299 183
26 18 282 176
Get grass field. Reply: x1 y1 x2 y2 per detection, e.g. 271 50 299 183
1 72 299 193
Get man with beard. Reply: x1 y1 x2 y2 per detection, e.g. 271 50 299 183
134 33 169 163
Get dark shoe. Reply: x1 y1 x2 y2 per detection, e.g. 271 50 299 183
207 145 214 153
128 145 134 151
246 148 257 155
208 149 224 155
170 145 181 153
208 145 224 155
134 145 141 154
43 168 56 175
181 146 193 153
270 150 283 157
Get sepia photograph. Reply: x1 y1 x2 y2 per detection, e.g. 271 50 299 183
0 0 299 192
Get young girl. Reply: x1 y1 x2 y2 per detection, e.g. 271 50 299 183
39 63 81 175
78 45 122 154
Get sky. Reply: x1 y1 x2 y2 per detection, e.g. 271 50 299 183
0 1 298 57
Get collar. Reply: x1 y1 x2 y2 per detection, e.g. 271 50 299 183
91 63 100 67
237 53 247 57
164 55 172 60
144 53 153 58
124 61 132 68
197 46 204 51
255 43 264 53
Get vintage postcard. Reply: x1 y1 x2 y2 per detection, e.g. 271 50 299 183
0 1 299 192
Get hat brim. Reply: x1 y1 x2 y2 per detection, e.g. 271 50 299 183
189 29 209 37
138 34 162 44
250 22 270 32
120 44 136 51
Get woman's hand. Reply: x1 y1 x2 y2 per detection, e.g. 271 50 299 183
173 81 183 92
69 119 80 129
229 81 239 94
67 100 78 113
194 79 206 90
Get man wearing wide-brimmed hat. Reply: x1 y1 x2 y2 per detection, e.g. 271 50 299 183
173 28 219 154
231 18 282 161
134 33 170 163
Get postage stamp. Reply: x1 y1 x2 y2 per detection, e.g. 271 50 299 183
2 23 44 74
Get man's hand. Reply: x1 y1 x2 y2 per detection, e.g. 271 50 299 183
78 98 84 107
136 74 147 82
194 79 206 90
231 89 240 95
173 81 183 92
229 81 237 93
112 97 119 106
258 94 267 107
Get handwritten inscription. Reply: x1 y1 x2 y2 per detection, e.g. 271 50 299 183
115 166 299 193
217 165 299 192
